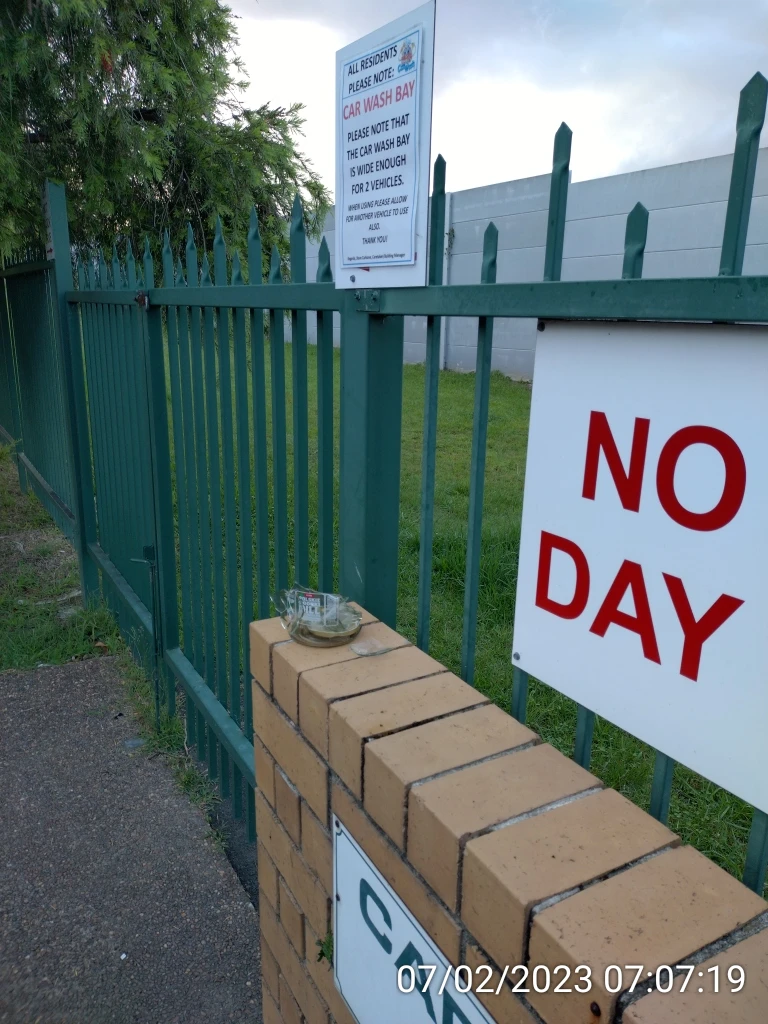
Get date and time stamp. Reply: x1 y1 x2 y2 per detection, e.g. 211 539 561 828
397 962 747 998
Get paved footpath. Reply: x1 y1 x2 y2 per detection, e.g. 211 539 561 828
0 656 262 1024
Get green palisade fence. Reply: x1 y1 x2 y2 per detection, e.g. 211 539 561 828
1 242 77 539
0 277 21 444
3 74 766 896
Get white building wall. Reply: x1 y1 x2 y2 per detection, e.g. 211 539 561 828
305 147 768 379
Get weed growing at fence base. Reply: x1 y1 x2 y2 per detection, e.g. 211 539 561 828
117 634 224 845
0 446 50 533
0 445 225 843
0 445 119 669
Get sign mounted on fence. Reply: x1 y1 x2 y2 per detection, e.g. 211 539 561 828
334 818 494 1024
335 2 435 289
513 320 768 814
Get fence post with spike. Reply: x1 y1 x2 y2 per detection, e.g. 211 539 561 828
141 237 178 716
44 180 99 602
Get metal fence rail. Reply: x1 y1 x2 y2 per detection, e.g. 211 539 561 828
5 74 767 895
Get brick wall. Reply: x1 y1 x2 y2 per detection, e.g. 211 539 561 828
250 609 768 1024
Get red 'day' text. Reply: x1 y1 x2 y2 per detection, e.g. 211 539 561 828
535 411 746 681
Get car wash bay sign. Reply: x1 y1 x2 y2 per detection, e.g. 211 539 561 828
335 2 435 289
512 320 768 814
334 819 493 1024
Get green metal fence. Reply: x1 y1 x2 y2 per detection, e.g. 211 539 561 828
75 251 156 628
0 246 77 540
7 74 768 894
62 193 345 841
0 276 20 442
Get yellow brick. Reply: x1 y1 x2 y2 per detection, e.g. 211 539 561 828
261 987 281 1024
279 876 306 958
260 935 280 1001
304 920 358 1024
329 673 488 797
255 737 275 807
408 743 599 909
279 974 303 1024
301 802 333 893
257 790 330 937
273 641 361 722
253 682 328 823
275 767 301 845
300 645 445 759
624 927 768 1024
365 703 536 848
274 619 410 722
464 940 541 1024
462 788 677 965
257 842 279 910
249 617 290 694
529 846 766 1024
259 894 329 1024
332 781 461 963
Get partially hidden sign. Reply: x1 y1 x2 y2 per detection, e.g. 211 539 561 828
334 817 493 1023
513 321 768 813
335 2 435 289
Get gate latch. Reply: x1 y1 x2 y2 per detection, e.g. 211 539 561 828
134 291 150 310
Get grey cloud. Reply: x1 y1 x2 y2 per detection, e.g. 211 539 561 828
229 0 768 175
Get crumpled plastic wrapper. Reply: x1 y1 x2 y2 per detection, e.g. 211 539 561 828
274 586 363 647
273 586 397 655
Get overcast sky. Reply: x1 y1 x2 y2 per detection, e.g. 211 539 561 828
230 0 768 198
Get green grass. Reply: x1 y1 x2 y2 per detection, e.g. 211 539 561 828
0 445 51 533
396 364 529 709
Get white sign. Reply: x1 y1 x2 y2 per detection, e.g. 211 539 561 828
335 3 435 289
513 320 768 814
334 817 494 1024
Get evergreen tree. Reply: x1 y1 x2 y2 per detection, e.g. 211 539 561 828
0 0 330 264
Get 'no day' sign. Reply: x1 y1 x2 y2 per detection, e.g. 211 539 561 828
513 320 768 813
